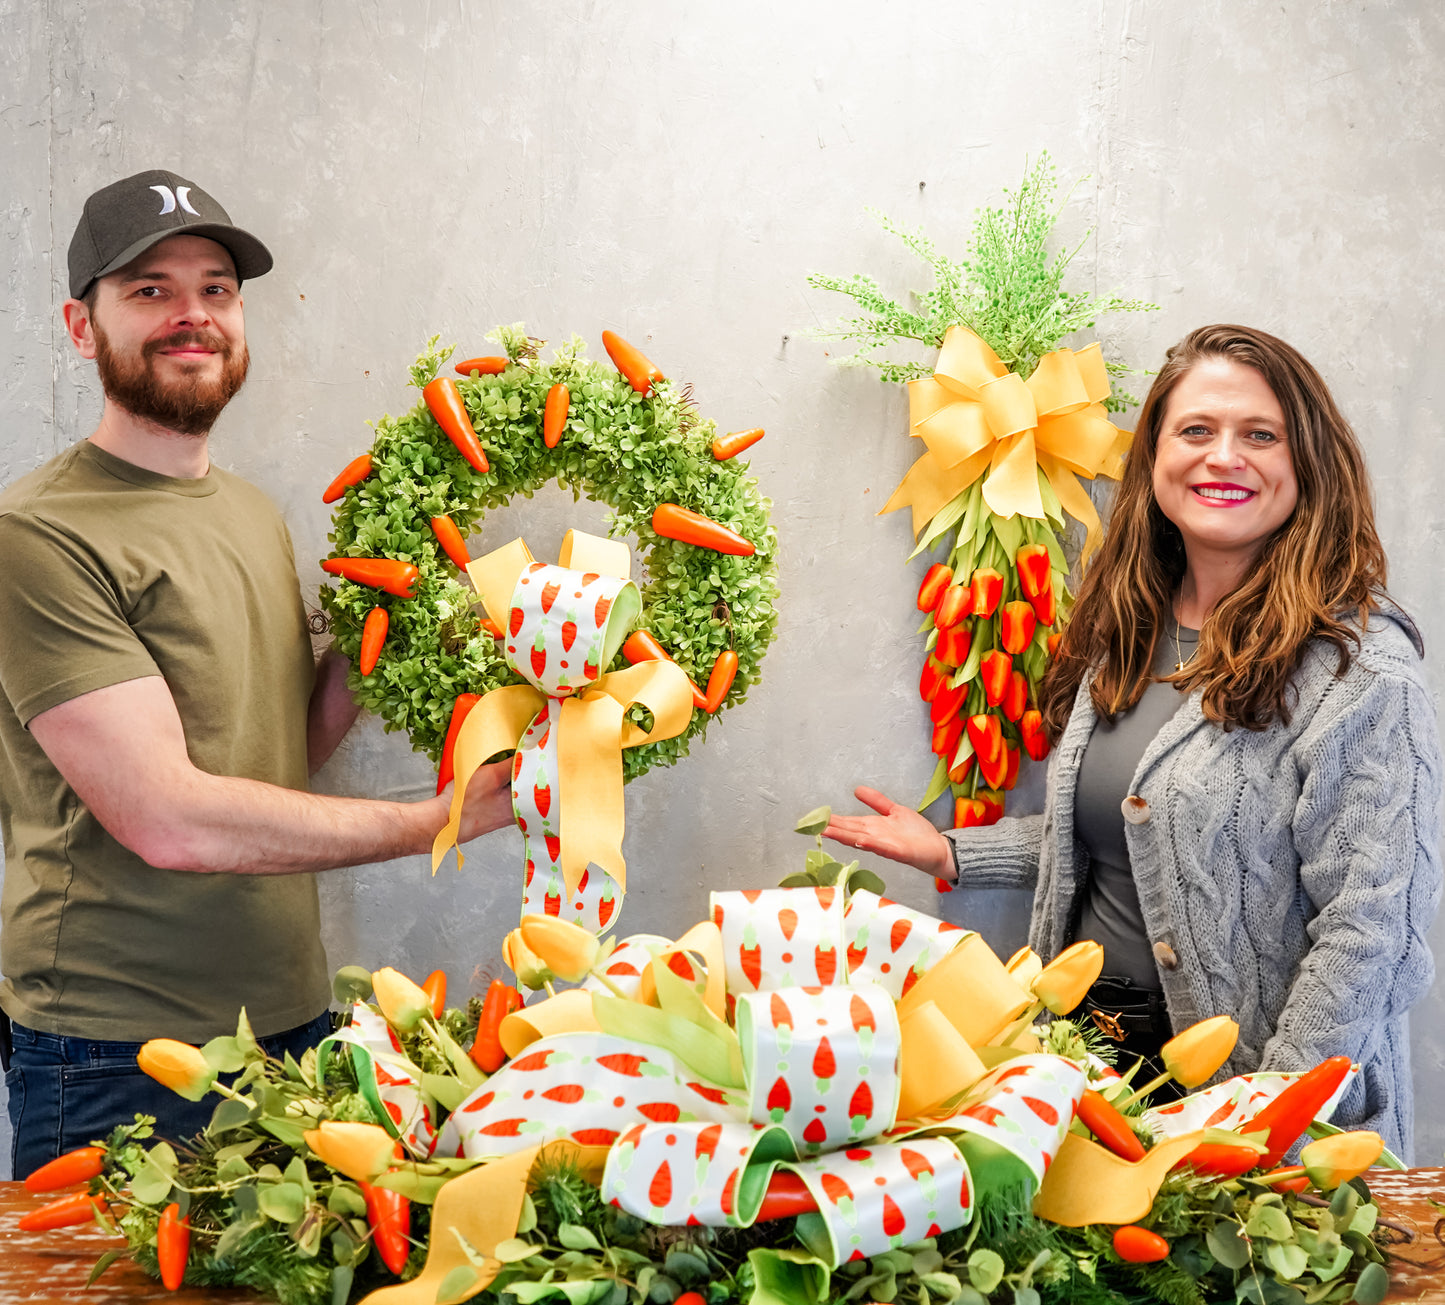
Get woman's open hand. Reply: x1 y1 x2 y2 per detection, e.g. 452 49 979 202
823 786 956 881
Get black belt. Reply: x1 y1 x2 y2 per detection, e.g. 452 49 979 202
1082 978 1169 1043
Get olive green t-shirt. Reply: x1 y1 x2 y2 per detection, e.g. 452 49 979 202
0 441 330 1041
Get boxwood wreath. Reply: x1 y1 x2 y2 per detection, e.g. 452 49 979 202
319 327 778 782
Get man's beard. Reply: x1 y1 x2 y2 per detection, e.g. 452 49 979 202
93 321 249 437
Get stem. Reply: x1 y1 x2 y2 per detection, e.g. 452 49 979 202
997 1001 1044 1047
1116 1069 1176 1111
591 970 631 1002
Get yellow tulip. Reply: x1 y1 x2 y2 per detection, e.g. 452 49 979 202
137 1039 216 1102
371 967 432 1031
1031 941 1104 1016
1160 1015 1239 1089
519 916 601 984
1005 946 1043 990
1301 1131 1383 1190
303 1122 397 1183
502 928 553 991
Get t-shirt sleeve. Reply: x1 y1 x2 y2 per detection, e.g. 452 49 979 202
0 511 161 725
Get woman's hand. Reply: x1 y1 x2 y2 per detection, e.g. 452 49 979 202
823 786 956 881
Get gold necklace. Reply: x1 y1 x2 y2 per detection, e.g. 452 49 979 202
1173 617 1196 673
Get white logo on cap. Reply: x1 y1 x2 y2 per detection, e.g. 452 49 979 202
150 185 200 216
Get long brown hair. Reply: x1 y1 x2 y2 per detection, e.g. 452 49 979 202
1038 324 1390 736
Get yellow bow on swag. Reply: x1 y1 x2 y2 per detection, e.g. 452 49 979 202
881 326 1133 561
430 530 695 902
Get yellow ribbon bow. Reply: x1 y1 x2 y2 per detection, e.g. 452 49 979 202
881 326 1132 561
431 530 694 902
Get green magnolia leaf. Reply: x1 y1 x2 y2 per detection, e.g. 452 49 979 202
795 805 832 836
201 1035 247 1074
967 1248 1006 1293
1207 1221 1253 1269
558 1221 602 1251
258 1182 307 1224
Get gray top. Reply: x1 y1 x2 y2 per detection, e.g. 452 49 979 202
944 603 1441 1161
1073 624 1198 988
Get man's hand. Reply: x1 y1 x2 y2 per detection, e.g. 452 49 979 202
450 758 515 844
823 786 956 881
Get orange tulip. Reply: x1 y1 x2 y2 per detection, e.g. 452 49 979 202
371 967 432 1032
1031 941 1104 1016
137 1039 216 1102
303 1122 397 1184
519 916 601 984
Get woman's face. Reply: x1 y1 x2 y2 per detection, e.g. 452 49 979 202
1152 356 1298 568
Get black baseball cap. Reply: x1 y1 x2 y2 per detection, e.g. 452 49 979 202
67 169 273 300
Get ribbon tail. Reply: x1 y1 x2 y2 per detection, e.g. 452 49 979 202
882 447 992 538
981 430 1046 521
1039 454 1105 565
431 684 546 873
557 693 628 901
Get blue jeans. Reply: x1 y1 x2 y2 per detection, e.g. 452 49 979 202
4 1011 332 1180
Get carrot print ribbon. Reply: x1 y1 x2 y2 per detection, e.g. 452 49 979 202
430 530 695 933
881 326 1132 561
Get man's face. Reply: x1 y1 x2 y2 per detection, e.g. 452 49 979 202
78 234 249 437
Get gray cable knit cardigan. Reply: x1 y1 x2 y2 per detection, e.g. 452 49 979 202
948 606 1442 1160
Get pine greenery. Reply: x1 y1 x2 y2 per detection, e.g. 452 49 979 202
807 154 1157 408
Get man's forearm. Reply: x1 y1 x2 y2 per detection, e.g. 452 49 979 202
133 768 453 874
307 649 362 774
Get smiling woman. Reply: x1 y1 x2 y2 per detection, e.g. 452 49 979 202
826 324 1443 1159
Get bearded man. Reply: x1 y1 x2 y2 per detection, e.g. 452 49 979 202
0 171 512 1177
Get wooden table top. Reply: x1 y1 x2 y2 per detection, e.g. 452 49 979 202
1 1170 1442 1303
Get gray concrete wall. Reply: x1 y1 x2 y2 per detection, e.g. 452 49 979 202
3 0 1442 1166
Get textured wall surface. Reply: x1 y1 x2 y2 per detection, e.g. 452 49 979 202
3 0 1443 1166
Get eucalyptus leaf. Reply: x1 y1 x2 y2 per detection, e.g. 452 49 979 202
493 1236 542 1262
849 867 888 897
1348 1203 1377 1236
1262 1239 1309 1280
216 1154 254 1184
258 1115 309 1149
1207 1221 1252 1270
1329 1183 1358 1222
215 1215 263 1261
129 1160 173 1205
435 1265 481 1305
332 965 375 1005
1245 1202 1295 1241
918 1270 962 1299
967 1248 1006 1293
214 1138 262 1163
515 1191 538 1234
1013 1289 1041 1305
258 1181 307 1224
664 1248 710 1283
201 1034 247 1074
1350 1263 1389 1305
559 1221 602 1251
330 1264 354 1305
910 1248 944 1276
795 805 832 836
327 1184 368 1218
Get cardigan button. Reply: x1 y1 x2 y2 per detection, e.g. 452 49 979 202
1122 795 1151 824
1153 941 1179 970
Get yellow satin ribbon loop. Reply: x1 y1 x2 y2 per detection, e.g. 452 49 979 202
558 528 631 579
897 933 1033 1048
499 989 600 1058
637 921 728 1020
896 999 988 1121
466 537 535 632
882 326 1132 561
556 659 694 898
